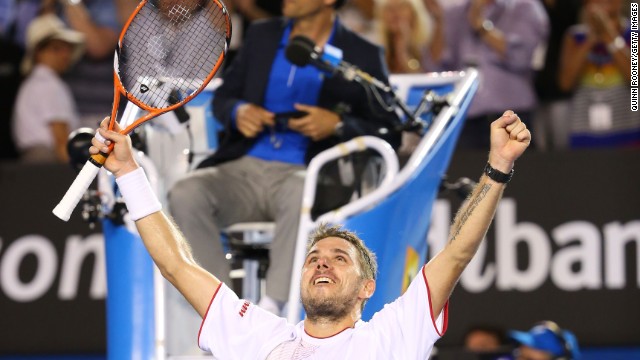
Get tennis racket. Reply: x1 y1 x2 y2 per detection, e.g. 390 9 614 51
53 0 231 221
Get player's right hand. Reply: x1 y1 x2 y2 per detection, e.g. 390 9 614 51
89 117 139 178
236 103 275 138
488 110 531 174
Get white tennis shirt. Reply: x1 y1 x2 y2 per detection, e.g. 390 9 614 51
199 266 448 359
12 64 80 151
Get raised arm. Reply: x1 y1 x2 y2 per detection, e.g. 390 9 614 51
424 110 531 316
89 120 221 318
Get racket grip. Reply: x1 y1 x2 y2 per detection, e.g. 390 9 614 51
52 159 102 221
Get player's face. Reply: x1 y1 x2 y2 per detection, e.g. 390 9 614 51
300 237 368 320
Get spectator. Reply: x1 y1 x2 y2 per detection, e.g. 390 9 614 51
55 0 121 129
464 324 507 353
373 0 444 157
338 0 376 43
430 0 549 149
558 0 639 148
0 0 42 48
0 0 49 160
166 0 401 354
532 0 581 151
12 14 84 163
510 321 581 360
374 0 444 73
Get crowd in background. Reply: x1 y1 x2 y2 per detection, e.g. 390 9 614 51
0 0 637 163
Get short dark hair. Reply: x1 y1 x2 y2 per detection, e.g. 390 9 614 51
334 0 347 9
307 223 377 281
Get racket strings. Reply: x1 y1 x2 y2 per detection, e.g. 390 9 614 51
119 0 228 110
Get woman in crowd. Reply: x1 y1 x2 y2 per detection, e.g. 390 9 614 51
558 0 639 147
375 0 443 73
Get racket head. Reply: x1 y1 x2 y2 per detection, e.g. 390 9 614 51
114 0 231 132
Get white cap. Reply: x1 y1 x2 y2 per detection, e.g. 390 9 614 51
21 14 85 74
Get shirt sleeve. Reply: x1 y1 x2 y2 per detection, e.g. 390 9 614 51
198 284 293 359
367 265 448 359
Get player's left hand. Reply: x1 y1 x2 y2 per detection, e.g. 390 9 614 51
288 103 341 141
488 110 531 173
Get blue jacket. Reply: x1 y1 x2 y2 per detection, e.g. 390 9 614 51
199 17 401 168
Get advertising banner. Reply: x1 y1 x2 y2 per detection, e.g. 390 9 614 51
1 147 638 353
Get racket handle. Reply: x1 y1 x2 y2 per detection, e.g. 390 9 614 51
52 159 102 221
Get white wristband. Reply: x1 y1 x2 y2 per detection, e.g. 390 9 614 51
115 167 162 221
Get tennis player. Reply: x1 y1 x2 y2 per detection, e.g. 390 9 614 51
90 110 531 359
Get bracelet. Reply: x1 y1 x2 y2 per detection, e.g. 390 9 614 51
484 162 514 184
115 167 162 221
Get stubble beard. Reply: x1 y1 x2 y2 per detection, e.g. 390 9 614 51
301 283 361 323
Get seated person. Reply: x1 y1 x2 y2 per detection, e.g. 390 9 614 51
167 0 401 318
464 324 507 353
510 321 581 360
12 14 84 163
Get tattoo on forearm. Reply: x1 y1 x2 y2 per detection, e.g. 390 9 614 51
450 183 492 243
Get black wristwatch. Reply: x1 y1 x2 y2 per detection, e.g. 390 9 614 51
484 162 514 184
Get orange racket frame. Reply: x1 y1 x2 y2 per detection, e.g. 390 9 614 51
53 0 231 221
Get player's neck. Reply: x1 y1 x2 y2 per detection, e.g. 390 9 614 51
303 311 360 338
